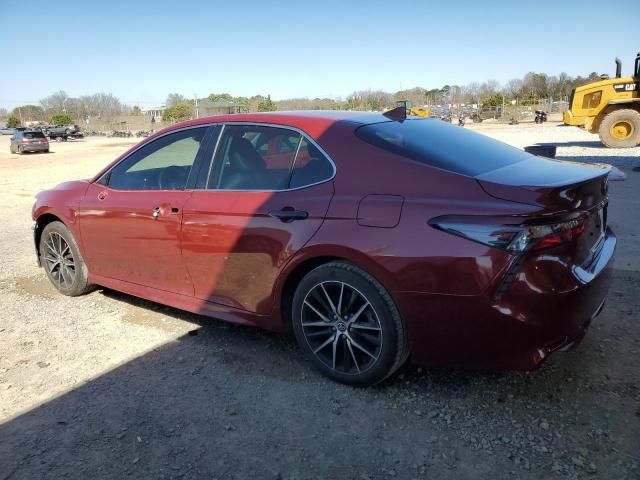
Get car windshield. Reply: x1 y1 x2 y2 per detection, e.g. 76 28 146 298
355 118 529 177
24 132 45 139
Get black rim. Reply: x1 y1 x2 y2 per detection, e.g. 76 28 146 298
300 281 383 375
43 232 76 289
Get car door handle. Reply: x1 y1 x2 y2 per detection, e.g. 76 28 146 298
152 207 161 219
269 209 308 222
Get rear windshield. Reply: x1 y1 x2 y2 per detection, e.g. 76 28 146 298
355 119 528 177
24 132 45 139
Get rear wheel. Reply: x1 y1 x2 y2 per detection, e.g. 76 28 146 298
39 221 91 296
598 109 640 148
292 261 408 386
18 145 24 154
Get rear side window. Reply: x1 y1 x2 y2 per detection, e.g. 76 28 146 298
209 125 334 190
211 125 300 190
355 119 527 177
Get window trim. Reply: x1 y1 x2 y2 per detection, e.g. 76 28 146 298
96 124 213 191
203 122 336 193
96 122 337 193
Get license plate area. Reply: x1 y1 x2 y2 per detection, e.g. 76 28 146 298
587 207 605 254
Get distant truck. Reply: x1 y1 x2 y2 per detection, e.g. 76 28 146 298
43 124 83 141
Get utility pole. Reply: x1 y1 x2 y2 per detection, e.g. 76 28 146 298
194 94 199 119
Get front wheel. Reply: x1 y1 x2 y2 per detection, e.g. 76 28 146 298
599 109 640 148
39 221 91 296
292 261 408 386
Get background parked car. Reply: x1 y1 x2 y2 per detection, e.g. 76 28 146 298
0 127 16 135
44 124 83 141
10 130 50 154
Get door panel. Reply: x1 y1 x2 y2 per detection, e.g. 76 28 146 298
80 184 195 295
78 126 211 295
181 181 334 313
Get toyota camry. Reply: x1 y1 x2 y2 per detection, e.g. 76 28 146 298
32 110 616 386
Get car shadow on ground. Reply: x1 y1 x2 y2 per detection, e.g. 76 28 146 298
1 271 638 479
535 141 607 149
555 156 640 168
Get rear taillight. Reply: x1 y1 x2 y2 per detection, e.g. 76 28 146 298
509 219 586 252
21 139 31 144
41 137 48 143
430 216 586 254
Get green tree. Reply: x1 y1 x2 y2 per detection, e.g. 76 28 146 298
50 113 73 125
162 103 192 122
482 93 508 108
12 105 44 122
257 95 277 112
519 92 539 106
207 93 233 103
131 106 142 116
6 116 20 128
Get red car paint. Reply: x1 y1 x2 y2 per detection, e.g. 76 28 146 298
32 111 616 370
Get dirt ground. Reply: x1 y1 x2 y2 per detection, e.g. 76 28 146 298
0 123 638 480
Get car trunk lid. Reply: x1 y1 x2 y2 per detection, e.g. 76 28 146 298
475 156 610 213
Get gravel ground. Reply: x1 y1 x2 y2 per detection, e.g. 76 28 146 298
0 125 638 480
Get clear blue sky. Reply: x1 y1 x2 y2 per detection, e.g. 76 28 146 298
1 0 638 110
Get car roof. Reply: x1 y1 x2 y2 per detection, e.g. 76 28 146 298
157 110 394 139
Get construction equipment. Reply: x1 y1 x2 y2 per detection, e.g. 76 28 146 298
395 100 430 117
563 51 640 147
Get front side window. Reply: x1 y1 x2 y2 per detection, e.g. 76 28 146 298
108 127 207 190
209 125 334 190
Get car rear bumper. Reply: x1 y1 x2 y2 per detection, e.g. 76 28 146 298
398 228 617 370
21 144 49 152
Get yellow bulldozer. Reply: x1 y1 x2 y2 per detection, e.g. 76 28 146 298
563 51 640 148
394 100 430 117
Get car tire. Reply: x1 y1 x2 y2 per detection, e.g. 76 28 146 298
18 146 24 154
599 109 640 148
292 261 408 386
39 221 91 297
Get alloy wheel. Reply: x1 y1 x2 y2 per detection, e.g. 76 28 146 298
43 232 76 289
300 281 383 375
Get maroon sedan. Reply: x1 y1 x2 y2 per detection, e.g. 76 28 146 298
32 111 616 386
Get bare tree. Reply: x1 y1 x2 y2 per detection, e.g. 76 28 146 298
40 90 70 113
503 79 523 98
166 93 188 107
461 82 481 104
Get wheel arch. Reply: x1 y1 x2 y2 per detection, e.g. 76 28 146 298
34 213 66 263
276 247 402 331
595 102 640 131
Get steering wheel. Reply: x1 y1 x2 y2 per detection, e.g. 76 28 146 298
158 165 188 190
